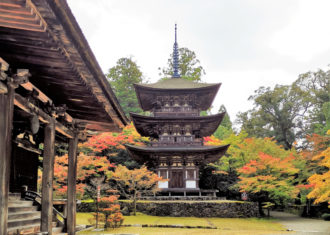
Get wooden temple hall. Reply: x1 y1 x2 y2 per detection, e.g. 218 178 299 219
0 0 128 234
126 25 230 197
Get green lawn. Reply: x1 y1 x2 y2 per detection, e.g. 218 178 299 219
77 212 288 235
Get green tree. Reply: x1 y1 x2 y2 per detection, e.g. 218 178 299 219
106 57 145 116
292 68 330 136
237 85 312 150
159 47 205 81
213 105 234 140
237 68 329 149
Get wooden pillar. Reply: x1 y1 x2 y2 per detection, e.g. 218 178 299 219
183 160 187 189
41 118 56 234
0 84 15 235
67 133 78 235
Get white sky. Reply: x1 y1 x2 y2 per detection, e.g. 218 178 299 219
67 0 330 124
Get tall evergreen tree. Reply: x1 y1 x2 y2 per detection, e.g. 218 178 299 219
236 67 329 149
213 105 233 140
106 57 145 116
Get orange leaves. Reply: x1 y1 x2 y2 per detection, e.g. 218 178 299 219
112 165 164 196
306 147 330 205
204 135 222 146
237 152 300 202
97 195 124 228
82 123 149 153
52 153 114 199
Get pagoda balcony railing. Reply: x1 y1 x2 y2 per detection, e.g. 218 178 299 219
152 135 203 147
154 106 199 117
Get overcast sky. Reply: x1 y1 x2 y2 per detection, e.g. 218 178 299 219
67 0 330 124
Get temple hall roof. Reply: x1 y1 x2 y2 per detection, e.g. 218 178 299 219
0 0 128 131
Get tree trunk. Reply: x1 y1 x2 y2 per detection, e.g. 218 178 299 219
96 200 99 228
133 191 137 216
258 200 265 216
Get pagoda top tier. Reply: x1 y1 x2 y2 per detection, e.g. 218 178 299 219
134 78 221 111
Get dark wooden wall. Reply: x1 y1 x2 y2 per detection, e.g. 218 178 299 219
10 145 39 193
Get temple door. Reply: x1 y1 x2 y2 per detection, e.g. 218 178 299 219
170 171 183 188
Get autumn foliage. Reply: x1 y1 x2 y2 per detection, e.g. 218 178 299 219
237 152 299 203
296 133 330 206
53 154 114 199
307 147 330 205
112 165 165 215
82 123 148 153
89 195 124 228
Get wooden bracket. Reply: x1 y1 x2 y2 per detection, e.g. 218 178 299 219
10 69 31 88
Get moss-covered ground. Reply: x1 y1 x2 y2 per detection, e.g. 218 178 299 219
77 212 288 235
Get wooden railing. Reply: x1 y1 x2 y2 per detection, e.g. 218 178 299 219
153 135 203 147
22 190 67 231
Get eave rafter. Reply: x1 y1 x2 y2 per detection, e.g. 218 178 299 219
0 0 128 130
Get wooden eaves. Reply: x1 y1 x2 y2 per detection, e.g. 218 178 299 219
0 0 129 132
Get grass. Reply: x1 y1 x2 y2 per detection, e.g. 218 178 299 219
122 213 210 227
77 212 288 235
120 199 247 204
78 227 288 235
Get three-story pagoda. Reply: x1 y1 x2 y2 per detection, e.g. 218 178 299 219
125 25 229 196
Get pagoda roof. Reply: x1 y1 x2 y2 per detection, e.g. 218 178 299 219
125 144 230 164
136 78 220 89
130 112 225 138
134 79 221 111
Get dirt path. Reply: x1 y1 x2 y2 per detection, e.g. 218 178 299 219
270 211 330 235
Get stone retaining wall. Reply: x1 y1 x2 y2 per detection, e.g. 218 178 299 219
120 200 259 217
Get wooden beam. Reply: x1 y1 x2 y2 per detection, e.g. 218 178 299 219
55 121 73 139
19 81 74 123
41 118 55 235
67 133 78 235
0 81 7 94
0 84 15 235
75 118 121 132
14 93 74 138
14 93 50 123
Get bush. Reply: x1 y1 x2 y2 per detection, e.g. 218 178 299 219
77 202 96 212
88 213 105 227
321 213 330 221
99 196 124 228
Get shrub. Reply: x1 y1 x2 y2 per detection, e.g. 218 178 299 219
321 213 330 221
99 196 124 228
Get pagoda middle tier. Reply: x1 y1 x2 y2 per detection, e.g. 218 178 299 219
130 112 225 146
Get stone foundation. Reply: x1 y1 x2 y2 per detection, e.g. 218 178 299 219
120 200 259 217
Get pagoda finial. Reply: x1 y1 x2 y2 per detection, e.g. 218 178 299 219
173 24 180 78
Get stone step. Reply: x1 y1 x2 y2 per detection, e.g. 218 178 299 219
8 205 38 213
7 223 40 235
9 200 34 207
8 217 41 229
52 226 63 234
9 193 22 201
8 211 41 220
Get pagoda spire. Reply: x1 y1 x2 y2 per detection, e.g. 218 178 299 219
173 24 180 78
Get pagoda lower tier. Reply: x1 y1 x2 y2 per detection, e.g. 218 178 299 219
125 144 229 191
